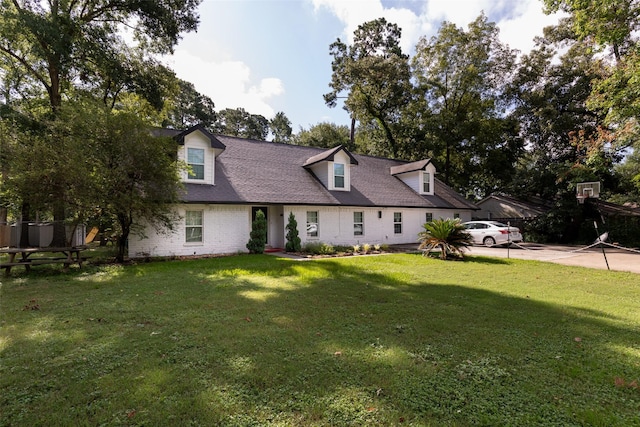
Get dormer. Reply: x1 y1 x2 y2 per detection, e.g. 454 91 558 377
390 159 436 196
303 146 358 191
175 124 226 185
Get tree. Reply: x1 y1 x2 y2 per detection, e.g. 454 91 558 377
411 14 521 197
285 212 301 252
543 0 640 204
324 18 413 158
0 0 201 246
95 110 183 262
246 209 267 254
2 100 184 260
215 108 269 140
543 0 639 62
163 79 216 129
269 111 292 143
0 0 201 111
291 122 352 150
418 218 473 260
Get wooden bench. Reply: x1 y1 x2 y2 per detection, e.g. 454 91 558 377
0 247 87 276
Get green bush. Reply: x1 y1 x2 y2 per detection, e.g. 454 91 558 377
246 209 267 254
302 241 335 255
418 218 473 260
285 212 302 252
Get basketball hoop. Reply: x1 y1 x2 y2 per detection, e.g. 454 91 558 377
576 182 600 204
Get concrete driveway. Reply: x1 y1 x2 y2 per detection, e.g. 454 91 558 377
466 243 640 274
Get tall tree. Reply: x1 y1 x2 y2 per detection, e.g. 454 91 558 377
163 79 216 129
544 0 640 199
291 122 352 150
0 0 201 111
2 101 184 260
543 0 639 62
411 14 521 197
0 0 201 246
324 18 413 158
269 111 292 143
95 110 183 262
215 107 269 140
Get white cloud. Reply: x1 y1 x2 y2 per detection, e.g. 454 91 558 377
164 50 284 119
313 0 564 56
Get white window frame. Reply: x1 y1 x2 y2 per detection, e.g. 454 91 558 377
333 163 345 189
422 171 431 193
393 212 402 234
187 147 205 180
185 210 203 243
307 211 319 238
354 211 364 236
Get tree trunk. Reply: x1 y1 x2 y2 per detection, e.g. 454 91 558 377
116 213 132 263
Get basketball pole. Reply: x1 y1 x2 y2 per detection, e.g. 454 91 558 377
593 199 610 270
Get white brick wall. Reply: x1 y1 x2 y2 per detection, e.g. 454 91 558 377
128 204 250 257
129 204 473 257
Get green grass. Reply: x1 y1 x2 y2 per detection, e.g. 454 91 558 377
1 254 639 426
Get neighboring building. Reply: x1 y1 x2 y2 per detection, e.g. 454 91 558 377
129 125 478 257
474 194 551 221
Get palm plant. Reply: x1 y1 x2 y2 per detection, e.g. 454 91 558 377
418 218 473 260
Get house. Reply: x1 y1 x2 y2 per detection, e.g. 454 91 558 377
129 124 478 257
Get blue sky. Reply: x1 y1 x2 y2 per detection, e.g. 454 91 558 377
163 0 564 133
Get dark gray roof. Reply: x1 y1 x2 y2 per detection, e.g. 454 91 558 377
390 159 432 175
303 145 359 167
182 134 478 210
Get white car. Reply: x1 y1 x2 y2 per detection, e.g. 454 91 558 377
462 221 523 247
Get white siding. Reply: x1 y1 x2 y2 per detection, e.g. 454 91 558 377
329 151 352 191
395 163 436 195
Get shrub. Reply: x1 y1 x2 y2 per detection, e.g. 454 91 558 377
352 244 361 253
302 241 335 255
362 243 371 254
285 212 302 252
418 218 473 260
246 209 267 254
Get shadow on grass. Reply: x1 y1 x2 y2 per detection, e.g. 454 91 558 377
1 254 639 426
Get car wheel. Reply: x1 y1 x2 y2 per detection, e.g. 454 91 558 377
483 236 496 247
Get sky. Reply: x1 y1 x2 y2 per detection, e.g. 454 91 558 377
162 0 564 133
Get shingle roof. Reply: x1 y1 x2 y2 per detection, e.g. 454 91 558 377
303 146 359 167
390 159 432 175
181 134 478 211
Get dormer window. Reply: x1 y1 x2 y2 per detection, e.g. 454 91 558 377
334 163 345 189
303 145 358 192
422 172 431 193
187 148 205 180
390 159 435 196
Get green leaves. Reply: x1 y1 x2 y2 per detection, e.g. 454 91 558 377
418 218 473 260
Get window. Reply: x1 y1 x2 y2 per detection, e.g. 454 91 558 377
425 212 433 223
454 213 460 219
306 211 318 237
422 172 431 193
187 148 205 180
185 211 203 243
394 212 402 234
354 211 364 236
334 163 345 188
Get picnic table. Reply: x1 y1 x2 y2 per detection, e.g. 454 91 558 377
0 246 86 276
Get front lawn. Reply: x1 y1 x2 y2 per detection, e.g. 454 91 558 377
1 254 639 426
